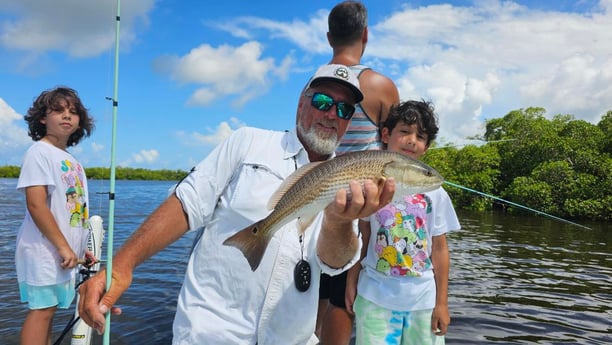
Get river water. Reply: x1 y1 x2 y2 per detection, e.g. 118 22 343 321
0 178 610 344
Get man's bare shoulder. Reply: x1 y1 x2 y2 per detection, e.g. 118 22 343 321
358 68 399 102
359 68 397 89
356 68 400 123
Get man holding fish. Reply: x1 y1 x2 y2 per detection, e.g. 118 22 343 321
78 64 443 344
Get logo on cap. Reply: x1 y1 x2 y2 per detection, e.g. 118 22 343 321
334 67 350 80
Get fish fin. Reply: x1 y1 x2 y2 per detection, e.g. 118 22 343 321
297 215 317 234
223 221 270 271
267 161 324 210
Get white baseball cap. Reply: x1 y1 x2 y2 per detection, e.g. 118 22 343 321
307 64 363 103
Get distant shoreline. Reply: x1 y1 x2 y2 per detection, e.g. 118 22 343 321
0 166 189 181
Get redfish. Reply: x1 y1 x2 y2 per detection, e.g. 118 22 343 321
223 150 444 270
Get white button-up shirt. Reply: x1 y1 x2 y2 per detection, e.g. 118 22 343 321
172 127 360 345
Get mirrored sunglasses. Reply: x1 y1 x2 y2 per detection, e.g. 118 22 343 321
307 92 356 120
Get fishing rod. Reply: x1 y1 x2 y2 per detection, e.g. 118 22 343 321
103 1 121 344
443 181 591 230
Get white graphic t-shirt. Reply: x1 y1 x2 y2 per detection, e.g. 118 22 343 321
358 187 460 311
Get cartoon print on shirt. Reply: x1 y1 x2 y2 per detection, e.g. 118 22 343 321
375 230 388 255
373 194 433 277
376 258 391 274
61 159 88 227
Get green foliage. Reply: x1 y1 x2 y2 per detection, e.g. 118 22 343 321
433 107 610 220
598 111 612 154
423 145 458 180
560 119 605 152
426 141 502 211
453 145 500 211
485 108 570 191
564 196 612 220
504 176 554 214
0 165 20 178
90 167 189 180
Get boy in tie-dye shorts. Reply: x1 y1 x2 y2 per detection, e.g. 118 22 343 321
345 100 461 345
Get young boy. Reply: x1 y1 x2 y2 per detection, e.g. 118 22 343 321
345 100 460 345
16 86 95 344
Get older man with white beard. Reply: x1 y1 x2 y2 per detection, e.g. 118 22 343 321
78 64 397 345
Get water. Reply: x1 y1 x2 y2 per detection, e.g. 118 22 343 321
0 178 610 344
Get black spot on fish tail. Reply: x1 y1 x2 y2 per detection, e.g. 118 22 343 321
223 221 270 271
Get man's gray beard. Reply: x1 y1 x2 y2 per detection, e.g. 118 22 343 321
297 122 339 156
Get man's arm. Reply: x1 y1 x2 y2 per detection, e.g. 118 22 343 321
317 178 395 268
78 194 189 334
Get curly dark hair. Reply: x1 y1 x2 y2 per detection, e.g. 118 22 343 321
381 100 439 148
25 86 94 146
328 1 367 47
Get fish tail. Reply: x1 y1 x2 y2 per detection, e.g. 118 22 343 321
223 221 270 271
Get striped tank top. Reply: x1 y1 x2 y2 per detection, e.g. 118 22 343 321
335 65 381 156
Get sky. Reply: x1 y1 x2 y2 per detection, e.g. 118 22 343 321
1 0 611 171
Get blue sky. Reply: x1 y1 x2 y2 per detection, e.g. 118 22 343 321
1 0 610 171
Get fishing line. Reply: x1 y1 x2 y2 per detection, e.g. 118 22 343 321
443 181 591 230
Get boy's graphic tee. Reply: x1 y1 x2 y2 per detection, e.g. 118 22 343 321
372 193 432 278
358 187 460 312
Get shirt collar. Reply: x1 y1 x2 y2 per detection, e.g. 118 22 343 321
282 129 337 164
282 129 304 161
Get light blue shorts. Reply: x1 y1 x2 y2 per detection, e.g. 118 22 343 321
354 295 445 345
19 280 75 310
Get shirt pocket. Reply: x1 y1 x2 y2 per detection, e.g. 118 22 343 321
226 163 284 222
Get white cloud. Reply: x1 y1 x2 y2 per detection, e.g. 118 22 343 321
274 54 296 81
214 10 329 54
118 149 160 167
0 97 21 126
0 0 153 66
177 117 245 147
365 1 612 142
219 0 611 145
91 142 105 153
132 149 159 164
396 62 500 143
154 42 292 108
0 98 30 165
520 54 612 121
2 0 611 169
